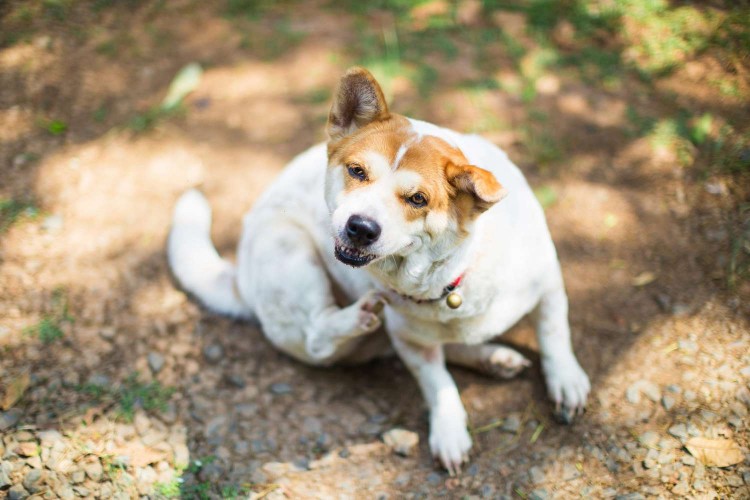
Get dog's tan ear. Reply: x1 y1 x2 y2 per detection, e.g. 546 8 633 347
327 67 389 141
446 163 507 214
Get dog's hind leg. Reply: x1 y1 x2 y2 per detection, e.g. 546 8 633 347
445 344 530 379
241 220 385 366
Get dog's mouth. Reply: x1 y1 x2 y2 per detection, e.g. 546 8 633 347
334 243 376 267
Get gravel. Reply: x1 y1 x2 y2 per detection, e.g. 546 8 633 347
382 428 419 457
502 413 521 433
269 382 292 395
203 344 224 363
0 409 23 431
147 352 165 373
668 424 688 440
661 395 676 411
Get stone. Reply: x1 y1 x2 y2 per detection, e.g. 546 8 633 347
727 474 743 487
382 428 419 457
626 384 641 404
687 422 701 437
22 469 42 493
8 484 28 500
73 486 90 497
202 344 223 363
668 424 688 440
225 373 246 388
14 442 38 457
147 352 165 374
678 340 698 353
639 381 661 402
84 460 103 481
683 390 697 402
561 463 580 480
639 431 659 448
528 466 544 484
269 382 292 395
529 489 549 500
682 454 696 466
673 481 690 496
0 463 11 488
0 409 23 431
38 430 63 448
657 451 675 465
662 395 676 411
502 414 521 433
426 472 441 485
70 470 85 484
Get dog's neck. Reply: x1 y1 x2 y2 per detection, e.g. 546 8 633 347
369 223 479 300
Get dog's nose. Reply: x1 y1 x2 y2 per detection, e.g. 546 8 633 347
346 215 381 247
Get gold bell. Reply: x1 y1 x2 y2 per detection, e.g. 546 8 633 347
446 291 462 309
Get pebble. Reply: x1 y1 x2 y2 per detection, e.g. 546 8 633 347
0 463 11 488
382 428 419 457
71 470 85 484
672 481 690 496
528 465 545 484
479 484 495 498
0 409 23 431
84 460 103 481
744 471 750 485
661 395 676 411
657 451 675 465
8 484 28 500
561 463 580 480
668 424 688 440
681 454 696 466
14 442 38 457
225 373 246 388
22 469 42 493
615 494 645 500
147 352 165 374
426 472 441 485
639 431 659 448
683 390 697 402
643 449 658 469
665 384 682 394
727 474 743 487
73 486 90 497
502 414 521 433
269 382 292 395
678 340 698 353
626 385 641 404
202 344 224 363
529 489 549 500
687 422 701 437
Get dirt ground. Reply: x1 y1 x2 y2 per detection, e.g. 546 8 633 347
1 1 749 499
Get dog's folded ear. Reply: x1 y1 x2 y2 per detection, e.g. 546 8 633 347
327 67 389 141
446 163 508 214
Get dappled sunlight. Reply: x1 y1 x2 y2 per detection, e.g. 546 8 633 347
1 0 748 497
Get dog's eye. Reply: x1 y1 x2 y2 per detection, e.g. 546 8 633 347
407 192 428 208
347 164 367 181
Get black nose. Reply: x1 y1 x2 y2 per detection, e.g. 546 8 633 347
346 215 381 247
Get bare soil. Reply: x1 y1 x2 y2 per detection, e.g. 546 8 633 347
1 1 748 499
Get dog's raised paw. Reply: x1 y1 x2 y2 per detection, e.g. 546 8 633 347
356 291 386 333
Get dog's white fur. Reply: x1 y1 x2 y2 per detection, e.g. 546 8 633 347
168 68 590 473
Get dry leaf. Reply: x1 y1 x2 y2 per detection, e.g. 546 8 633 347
632 272 656 287
685 437 744 467
1 372 30 410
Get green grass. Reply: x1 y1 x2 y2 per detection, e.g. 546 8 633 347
0 198 39 233
76 372 175 422
23 288 72 344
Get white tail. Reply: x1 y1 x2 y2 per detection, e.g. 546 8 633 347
167 189 252 319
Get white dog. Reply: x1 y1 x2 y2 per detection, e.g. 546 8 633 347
168 67 590 473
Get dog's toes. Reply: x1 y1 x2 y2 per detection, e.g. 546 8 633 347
542 355 590 424
482 345 531 379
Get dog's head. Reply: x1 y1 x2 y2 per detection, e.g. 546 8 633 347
324 67 507 268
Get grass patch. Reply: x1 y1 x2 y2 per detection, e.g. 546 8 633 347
39 119 68 136
24 288 72 344
0 199 39 233
76 372 175 422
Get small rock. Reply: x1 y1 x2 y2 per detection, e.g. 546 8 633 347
83 460 103 481
502 413 521 433
561 463 580 481
22 469 42 493
727 474 743 487
0 409 23 431
269 382 292 395
626 384 641 404
682 454 696 466
740 366 750 378
99 328 116 340
395 472 411 486
8 484 28 500
0 464 11 488
202 344 223 363
693 479 706 492
640 381 661 402
657 451 675 465
41 214 63 232
668 424 688 440
683 390 697 401
382 428 419 457
479 484 495 498
639 431 659 448
528 465 545 484
71 470 85 484
14 442 38 457
73 486 90 497
87 373 109 387
677 340 698 353
426 472 441 485
198 461 223 483
225 373 246 388
662 395 676 411
529 488 549 500
147 352 165 374
672 481 690 496
665 384 682 394
643 449 659 469
687 422 701 437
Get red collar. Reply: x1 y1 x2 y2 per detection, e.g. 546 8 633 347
395 274 464 305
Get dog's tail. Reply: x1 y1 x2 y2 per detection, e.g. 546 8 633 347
167 189 253 319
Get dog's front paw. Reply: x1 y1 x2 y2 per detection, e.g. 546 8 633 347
541 355 590 423
429 409 472 475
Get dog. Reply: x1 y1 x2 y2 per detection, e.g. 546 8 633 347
168 67 590 473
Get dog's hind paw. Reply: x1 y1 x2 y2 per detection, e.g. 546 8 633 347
482 345 531 379
355 291 387 334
